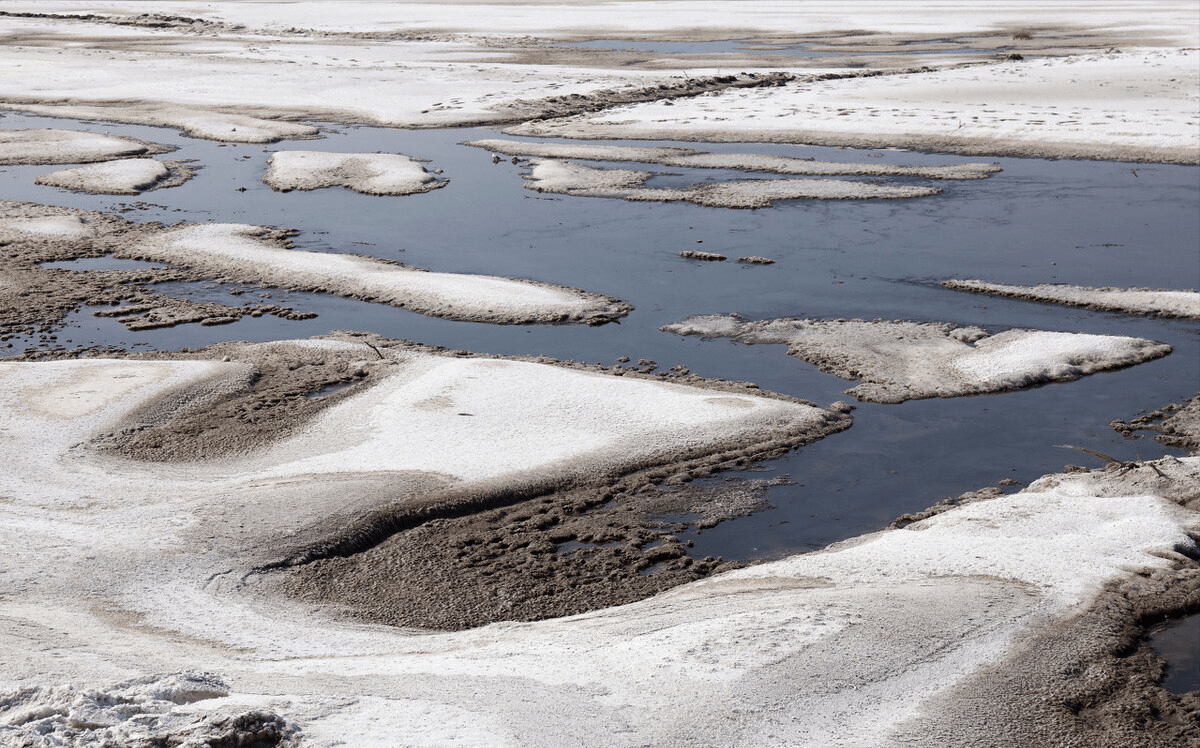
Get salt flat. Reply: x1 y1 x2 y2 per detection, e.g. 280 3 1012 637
0 2 1197 746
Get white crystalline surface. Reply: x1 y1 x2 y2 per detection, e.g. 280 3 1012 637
0 128 168 165
0 351 1194 747
523 159 940 207
263 151 446 195
661 316 1172 403
468 138 1001 179
944 279 1200 319
34 158 171 194
122 223 628 325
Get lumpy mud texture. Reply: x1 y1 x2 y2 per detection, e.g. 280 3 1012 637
892 565 1200 747
1112 394 1200 454
91 339 391 462
0 202 315 348
279 475 794 631
886 462 1200 747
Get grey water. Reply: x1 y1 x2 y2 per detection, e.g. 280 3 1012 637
1150 614 1199 694
1 110 1197 567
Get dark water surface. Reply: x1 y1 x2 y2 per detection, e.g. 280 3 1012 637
1 110 1197 565
1150 614 1200 695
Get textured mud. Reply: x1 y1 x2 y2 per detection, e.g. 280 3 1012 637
1112 394 1200 455
278 473 804 631
0 202 316 347
884 459 1200 746
944 280 1200 320
90 339 393 462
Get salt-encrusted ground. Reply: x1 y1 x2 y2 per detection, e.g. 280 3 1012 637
263 151 447 196
0 342 1195 747
34 158 193 194
0 2 1198 746
944 280 1200 320
0 201 631 326
662 315 1173 403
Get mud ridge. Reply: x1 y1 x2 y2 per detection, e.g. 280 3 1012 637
1112 394 1200 455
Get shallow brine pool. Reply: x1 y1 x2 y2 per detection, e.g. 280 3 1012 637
1 110 1196 564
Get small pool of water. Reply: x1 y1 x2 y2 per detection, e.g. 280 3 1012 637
1150 614 1200 694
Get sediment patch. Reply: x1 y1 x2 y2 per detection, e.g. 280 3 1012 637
11 103 322 144
34 158 195 194
0 127 172 164
523 158 940 207
0 200 631 328
263 151 447 195
1111 394 1200 455
944 279 1200 320
662 314 1172 403
467 138 1002 179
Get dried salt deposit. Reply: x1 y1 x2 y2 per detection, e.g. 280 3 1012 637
0 2 1197 745
34 158 192 194
263 151 447 195
661 315 1173 403
944 279 1200 319
523 159 940 207
0 345 1193 746
122 222 629 325
468 138 1002 179
0 128 171 165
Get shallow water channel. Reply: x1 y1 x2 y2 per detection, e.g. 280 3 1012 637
2 110 1197 565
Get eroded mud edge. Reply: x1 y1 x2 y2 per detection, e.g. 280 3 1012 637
6 330 850 630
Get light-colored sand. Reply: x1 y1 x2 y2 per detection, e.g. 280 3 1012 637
523 158 940 206
0 127 171 165
0 347 1194 745
662 315 1172 403
468 138 1002 179
263 150 446 195
117 222 628 325
33 158 182 194
944 279 1200 319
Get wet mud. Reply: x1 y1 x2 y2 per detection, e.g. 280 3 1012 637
0 201 314 346
894 555 1200 747
278 472 808 631
1112 394 1200 454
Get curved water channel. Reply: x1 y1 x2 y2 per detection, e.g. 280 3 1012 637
1 110 1197 565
